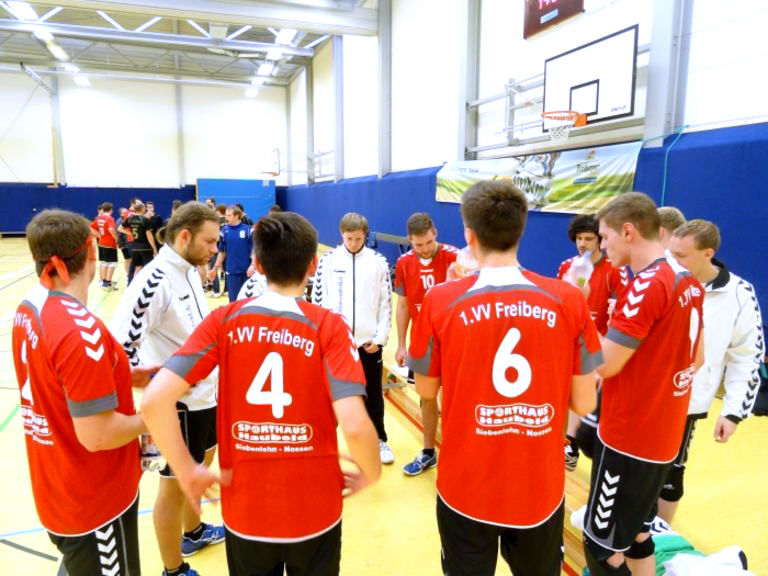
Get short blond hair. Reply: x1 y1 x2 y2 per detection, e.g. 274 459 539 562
339 212 368 235
658 206 686 233
672 219 721 251
597 192 659 241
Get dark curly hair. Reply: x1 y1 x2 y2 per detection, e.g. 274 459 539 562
567 214 599 243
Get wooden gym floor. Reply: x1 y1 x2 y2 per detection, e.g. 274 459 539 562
0 236 766 575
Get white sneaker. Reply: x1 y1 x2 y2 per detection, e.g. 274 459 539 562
379 440 394 465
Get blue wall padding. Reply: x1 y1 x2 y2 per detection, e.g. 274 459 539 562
0 183 195 233
197 179 276 223
634 122 768 328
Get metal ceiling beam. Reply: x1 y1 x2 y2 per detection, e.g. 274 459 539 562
28 0 378 36
0 19 315 57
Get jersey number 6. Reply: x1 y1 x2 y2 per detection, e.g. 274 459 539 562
492 328 532 398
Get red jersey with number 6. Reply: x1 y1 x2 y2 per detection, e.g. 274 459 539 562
165 291 366 541
408 266 601 527
557 254 628 334
599 257 704 463
394 244 459 320
11 285 140 536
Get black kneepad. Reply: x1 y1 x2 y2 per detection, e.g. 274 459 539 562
625 536 655 560
584 536 631 576
659 464 685 502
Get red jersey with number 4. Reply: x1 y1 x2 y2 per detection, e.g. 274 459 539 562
11 285 140 536
394 244 459 319
91 214 117 249
599 257 704 463
408 266 601 527
165 292 366 541
557 254 628 335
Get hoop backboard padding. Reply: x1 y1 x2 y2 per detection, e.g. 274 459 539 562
543 25 638 126
542 111 587 142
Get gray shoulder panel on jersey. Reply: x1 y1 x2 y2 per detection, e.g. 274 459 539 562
326 366 367 401
20 299 44 340
164 342 216 380
225 306 317 330
67 392 118 418
393 284 405 296
577 336 604 375
446 283 562 312
406 336 434 376
605 327 642 350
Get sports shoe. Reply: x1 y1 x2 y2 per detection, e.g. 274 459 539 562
162 562 199 576
403 450 437 476
379 440 394 465
565 442 579 472
181 522 225 557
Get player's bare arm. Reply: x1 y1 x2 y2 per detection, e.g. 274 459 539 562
415 373 440 400
141 367 220 513
597 339 636 378
570 373 598 417
395 296 410 366
334 395 381 495
73 410 147 452
130 363 162 388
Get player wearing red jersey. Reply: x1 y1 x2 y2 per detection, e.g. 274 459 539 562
12 210 155 576
394 212 458 476
557 214 628 472
91 201 119 290
142 212 381 576
582 193 704 576
408 181 599 576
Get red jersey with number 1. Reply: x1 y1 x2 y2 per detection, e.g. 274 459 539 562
165 291 366 541
394 243 459 319
408 266 601 527
557 254 627 335
11 285 140 535
91 213 117 249
599 257 704 463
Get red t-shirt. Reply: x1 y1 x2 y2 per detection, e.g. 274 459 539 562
11 286 141 536
91 214 117 249
165 292 366 541
408 266 601 527
557 254 627 335
394 244 459 320
599 257 704 463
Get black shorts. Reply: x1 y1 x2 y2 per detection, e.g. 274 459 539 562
98 247 118 263
160 404 217 478
659 414 701 502
48 496 140 576
131 248 154 267
121 246 132 260
436 496 564 576
225 522 341 576
583 437 671 552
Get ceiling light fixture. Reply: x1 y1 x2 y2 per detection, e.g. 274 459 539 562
186 19 210 38
62 63 79 72
275 28 297 46
250 76 267 86
226 25 251 41
245 87 259 98
257 62 274 76
266 48 282 61
73 75 90 87
38 6 62 23
33 29 54 42
134 16 161 33
4 1 37 21
97 11 124 30
46 42 69 61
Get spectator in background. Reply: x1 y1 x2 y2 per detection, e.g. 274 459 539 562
120 201 157 283
210 205 252 302
236 203 254 226
205 198 215 210
146 201 164 239
91 202 119 291
117 207 134 279
312 212 394 464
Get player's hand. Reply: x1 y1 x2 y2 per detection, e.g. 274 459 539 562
363 341 380 354
339 454 372 497
130 364 162 388
178 463 220 516
395 346 407 367
714 416 738 443
247 264 256 278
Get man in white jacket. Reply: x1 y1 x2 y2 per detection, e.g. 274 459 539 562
110 202 224 576
663 219 764 522
312 212 394 463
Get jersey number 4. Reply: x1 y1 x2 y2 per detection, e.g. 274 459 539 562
492 328 532 398
246 352 293 418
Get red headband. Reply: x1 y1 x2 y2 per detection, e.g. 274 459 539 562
39 237 91 290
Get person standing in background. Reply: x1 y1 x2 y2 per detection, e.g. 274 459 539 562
91 202 119 291
210 205 252 302
120 201 157 283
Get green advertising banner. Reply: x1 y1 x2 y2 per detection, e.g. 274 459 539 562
436 141 642 213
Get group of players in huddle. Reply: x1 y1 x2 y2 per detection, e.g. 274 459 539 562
12 179 763 576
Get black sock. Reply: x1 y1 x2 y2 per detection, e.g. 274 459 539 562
164 562 190 576
422 448 435 457
567 435 578 450
184 523 205 540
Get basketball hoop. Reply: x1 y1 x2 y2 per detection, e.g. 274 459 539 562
541 111 587 143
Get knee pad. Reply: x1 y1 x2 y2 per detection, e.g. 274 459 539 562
625 536 655 560
584 535 631 576
659 464 685 502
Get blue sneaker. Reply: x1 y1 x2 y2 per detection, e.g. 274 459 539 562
402 450 437 476
181 523 225 557
162 562 199 575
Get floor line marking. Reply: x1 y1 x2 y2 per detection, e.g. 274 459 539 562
0 404 19 433
0 538 58 562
